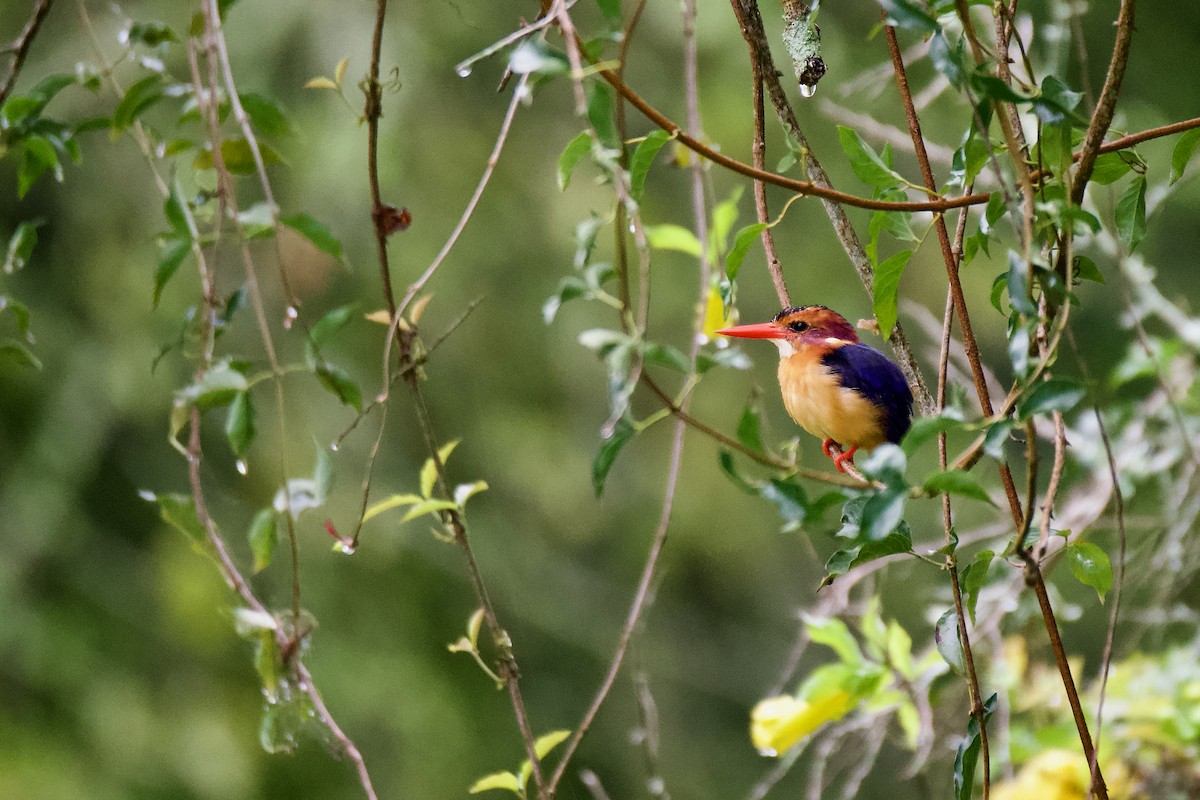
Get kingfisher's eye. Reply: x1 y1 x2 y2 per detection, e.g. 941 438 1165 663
788 320 810 333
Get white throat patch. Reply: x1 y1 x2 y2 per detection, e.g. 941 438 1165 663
772 339 797 357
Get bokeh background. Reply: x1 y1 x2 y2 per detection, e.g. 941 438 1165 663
2 1 1199 798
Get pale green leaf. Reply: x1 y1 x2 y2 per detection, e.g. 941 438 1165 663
362 493 424 522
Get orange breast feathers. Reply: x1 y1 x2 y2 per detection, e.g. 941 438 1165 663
777 346 889 450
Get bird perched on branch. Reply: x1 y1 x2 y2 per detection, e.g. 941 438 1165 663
719 306 913 473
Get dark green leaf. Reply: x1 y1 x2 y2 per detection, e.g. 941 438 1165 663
225 391 256 457
154 237 191 307
970 73 1028 104
1030 75 1083 126
593 418 635 497
871 249 913 338
861 487 907 541
4 219 43 273
718 451 757 495
594 0 621 19
586 81 620 150
922 469 995 505
640 341 691 373
630 129 671 200
822 532 911 586
879 0 939 32
239 92 292 138
0 296 32 339
928 32 965 88
838 126 904 188
1005 251 1035 315
935 608 965 673
1169 128 1200 185
1018 379 1085 418
247 509 277 573
193 137 281 175
901 413 966 457
1068 541 1112 602
281 213 343 262
1115 174 1147 253
315 364 363 411
307 304 356 360
1090 151 1132 185
982 418 1015 459
960 550 994 624
18 135 59 198
954 694 998 800
125 21 179 47
180 361 248 409
112 74 165 131
760 478 808 532
1073 256 1105 284
557 131 592 191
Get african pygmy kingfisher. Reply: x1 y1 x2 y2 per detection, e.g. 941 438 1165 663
718 306 913 473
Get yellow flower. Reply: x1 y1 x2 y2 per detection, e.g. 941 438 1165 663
750 689 856 756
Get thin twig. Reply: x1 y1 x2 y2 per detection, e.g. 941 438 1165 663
0 0 54 105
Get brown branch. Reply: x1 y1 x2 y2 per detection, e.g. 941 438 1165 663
0 0 54 105
747 28 789 307
729 0 932 414
882 21 992 796
1071 0 1137 203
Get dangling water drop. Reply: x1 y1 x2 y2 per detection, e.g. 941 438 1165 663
333 540 356 555
283 305 299 329
329 440 339 452
235 459 248 476
798 83 817 99
456 64 473 78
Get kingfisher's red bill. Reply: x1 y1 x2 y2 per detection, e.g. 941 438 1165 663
719 306 913 473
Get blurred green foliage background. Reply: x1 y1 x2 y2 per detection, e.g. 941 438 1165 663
2 1 1199 798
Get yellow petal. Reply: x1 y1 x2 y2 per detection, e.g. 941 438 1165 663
750 690 855 756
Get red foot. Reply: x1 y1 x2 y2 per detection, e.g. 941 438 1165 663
832 445 859 474
821 438 836 459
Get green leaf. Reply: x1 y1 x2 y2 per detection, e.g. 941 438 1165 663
305 304 356 367
507 39 570 79
247 509 277 573
1115 174 1147 253
112 74 165 131
759 478 809 532
125 21 179 47
281 213 343 262
736 398 766 454
18 135 60 198
640 341 691 372
148 492 206 546
0 339 42 369
1006 250 1035 315
645 224 702 256
838 126 904 188
953 694 998 800
225 391 256 457
239 92 292 138
935 608 965 674
153 237 191 307
469 771 521 795
179 361 248 409
1073 255 1105 284
1090 151 1132 185
236 202 275 238
871 249 913 338
362 493 423 522
707 187 742 263
960 550 994 624
534 729 571 760
399 498 457 523
1169 128 1200 185
4 219 43 274
1018 379 1085 419
822 532 911 586
804 616 863 666
879 0 939 32
594 0 621 19
630 129 671 200
193 137 281 175
314 364 362 411
922 469 995 505
725 222 768 280
1030 75 1083 126
453 480 489 508
557 131 592 191
586 80 619 150
1068 541 1112 602
928 32 966 88
593 418 635 497
901 413 965 457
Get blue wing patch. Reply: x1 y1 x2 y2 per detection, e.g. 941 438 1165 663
821 344 913 443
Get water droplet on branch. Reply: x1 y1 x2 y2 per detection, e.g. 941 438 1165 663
799 83 817 99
